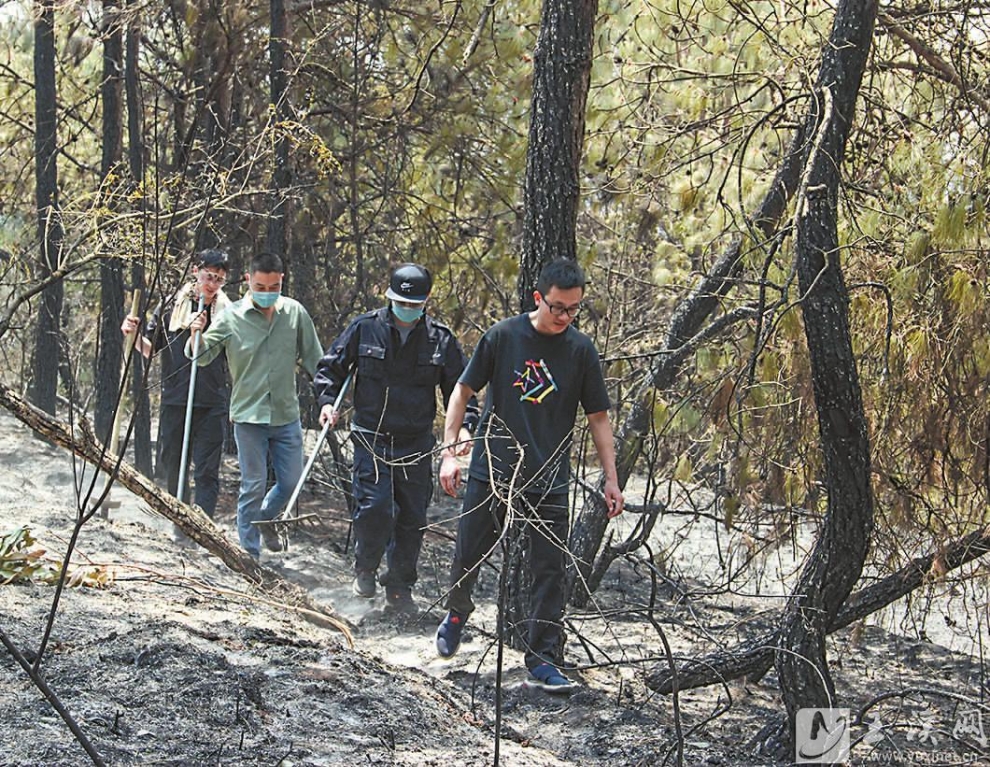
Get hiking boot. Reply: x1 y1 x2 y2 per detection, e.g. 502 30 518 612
528 663 577 694
352 570 377 598
384 589 418 616
260 525 283 552
435 610 467 658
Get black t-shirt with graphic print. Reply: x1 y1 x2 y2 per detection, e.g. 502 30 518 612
461 313 611 494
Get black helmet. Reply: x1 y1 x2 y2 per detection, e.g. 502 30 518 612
385 263 432 303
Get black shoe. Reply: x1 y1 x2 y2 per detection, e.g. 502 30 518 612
352 570 377 598
435 610 467 658
260 525 283 552
384 589 418 616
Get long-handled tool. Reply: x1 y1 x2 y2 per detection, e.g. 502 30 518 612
98 289 143 518
256 371 353 549
285 370 353 518
176 293 206 505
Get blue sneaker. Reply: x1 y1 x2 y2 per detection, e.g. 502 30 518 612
435 610 467 658
528 663 577 694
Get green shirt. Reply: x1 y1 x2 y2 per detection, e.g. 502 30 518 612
190 295 323 426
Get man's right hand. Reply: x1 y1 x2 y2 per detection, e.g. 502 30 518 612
188 311 207 334
319 403 340 428
120 315 140 336
439 453 461 497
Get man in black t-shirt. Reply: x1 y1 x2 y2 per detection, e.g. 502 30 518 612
434 259 624 693
121 249 231 522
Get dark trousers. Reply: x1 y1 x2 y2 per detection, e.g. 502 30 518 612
157 404 226 517
350 432 434 591
446 476 570 670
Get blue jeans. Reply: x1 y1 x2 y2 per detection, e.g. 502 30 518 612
233 420 303 558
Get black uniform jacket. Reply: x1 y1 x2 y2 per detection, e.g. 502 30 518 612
314 307 479 439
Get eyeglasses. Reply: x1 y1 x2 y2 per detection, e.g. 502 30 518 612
545 301 581 318
198 271 227 286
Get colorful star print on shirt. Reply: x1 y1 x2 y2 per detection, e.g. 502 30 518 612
513 358 558 403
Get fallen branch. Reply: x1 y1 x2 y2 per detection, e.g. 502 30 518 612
0 383 355 645
646 525 990 693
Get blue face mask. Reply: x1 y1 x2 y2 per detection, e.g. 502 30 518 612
392 301 424 324
252 290 280 309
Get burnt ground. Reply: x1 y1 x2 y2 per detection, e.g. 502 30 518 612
1 410 989 766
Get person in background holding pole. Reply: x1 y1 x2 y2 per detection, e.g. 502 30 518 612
314 263 479 613
434 258 624 693
188 251 323 561
121 249 231 536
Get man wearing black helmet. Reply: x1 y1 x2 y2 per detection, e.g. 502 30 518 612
314 263 479 613
121 249 232 524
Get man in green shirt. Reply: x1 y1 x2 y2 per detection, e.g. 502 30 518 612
188 251 323 559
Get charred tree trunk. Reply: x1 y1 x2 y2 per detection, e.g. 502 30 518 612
772 0 878 746
267 0 290 263
94 0 126 446
124 5 152 476
28 0 64 417
517 0 597 311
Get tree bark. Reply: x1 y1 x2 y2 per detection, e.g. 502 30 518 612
28 0 64 417
124 3 152 476
517 0 597 311
267 0 291 263
0 382 354 643
507 0 598 650
773 0 878 748
94 0 126 446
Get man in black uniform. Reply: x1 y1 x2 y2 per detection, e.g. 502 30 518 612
121 249 231 523
314 263 478 612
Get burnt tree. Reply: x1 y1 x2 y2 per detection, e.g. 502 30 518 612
771 0 879 750
504 0 599 655
28 0 64 416
267 0 290 264
93 0 126 445
124 2 152 475
517 0 597 310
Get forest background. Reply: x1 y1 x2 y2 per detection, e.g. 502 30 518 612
1 0 989 763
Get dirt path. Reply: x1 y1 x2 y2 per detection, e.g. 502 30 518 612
2 410 988 766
